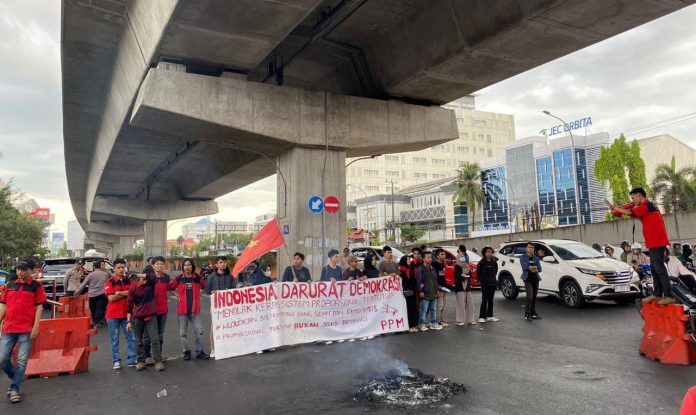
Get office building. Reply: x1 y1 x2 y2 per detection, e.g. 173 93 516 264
479 132 612 233
346 97 515 203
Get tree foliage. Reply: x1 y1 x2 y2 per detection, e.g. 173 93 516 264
595 134 650 212
651 156 696 213
0 183 45 267
452 162 484 233
399 224 425 243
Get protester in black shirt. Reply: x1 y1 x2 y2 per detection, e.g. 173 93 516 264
363 253 379 279
399 256 419 333
433 248 454 327
477 247 499 324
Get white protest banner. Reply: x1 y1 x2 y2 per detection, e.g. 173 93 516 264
211 275 408 359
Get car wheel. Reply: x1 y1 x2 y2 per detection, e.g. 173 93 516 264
499 274 519 300
561 280 585 309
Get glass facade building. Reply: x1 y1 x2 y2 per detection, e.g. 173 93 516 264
481 167 509 230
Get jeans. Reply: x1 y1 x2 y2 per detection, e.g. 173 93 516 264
144 313 167 359
178 314 204 353
0 333 31 393
419 298 437 327
436 291 447 323
89 294 107 325
479 286 496 319
524 278 540 316
649 247 673 297
107 318 136 364
134 317 162 363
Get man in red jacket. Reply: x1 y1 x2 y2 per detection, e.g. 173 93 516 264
143 256 174 363
172 258 209 361
608 187 674 304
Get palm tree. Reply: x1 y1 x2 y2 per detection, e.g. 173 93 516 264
651 156 696 213
452 162 484 234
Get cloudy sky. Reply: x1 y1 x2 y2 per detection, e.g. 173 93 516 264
1 1 695 239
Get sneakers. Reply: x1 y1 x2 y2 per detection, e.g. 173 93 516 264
135 362 146 371
478 318 486 323
324 341 333 345
145 357 154 366
408 327 419 333
337 339 345 343
127 362 137 368
256 351 264 354
642 295 661 303
112 361 122 370
456 322 465 326
8 390 21 404
440 322 450 327
468 322 477 326
183 351 191 361
154 362 166 372
531 314 542 320
209 350 215 358
429 323 442 330
658 296 676 305
195 351 210 360
419 325 429 332
525 314 532 322
486 317 500 322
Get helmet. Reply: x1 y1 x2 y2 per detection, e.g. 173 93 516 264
631 243 642 250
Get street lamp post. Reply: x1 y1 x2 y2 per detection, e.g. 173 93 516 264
345 154 382 168
542 110 582 225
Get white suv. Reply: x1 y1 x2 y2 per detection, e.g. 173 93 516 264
496 239 641 308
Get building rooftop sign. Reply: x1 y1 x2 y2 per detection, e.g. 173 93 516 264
539 117 593 136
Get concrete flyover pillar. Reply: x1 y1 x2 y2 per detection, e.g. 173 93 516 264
277 147 347 279
119 236 136 257
144 220 167 260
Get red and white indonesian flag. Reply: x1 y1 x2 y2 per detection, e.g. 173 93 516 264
231 218 285 276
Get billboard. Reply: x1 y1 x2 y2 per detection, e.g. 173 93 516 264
29 207 50 219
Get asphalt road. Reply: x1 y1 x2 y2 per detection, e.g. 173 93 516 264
3 291 695 414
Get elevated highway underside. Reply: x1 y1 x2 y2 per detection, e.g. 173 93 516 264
61 0 693 261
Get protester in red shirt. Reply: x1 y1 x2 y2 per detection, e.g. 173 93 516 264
126 266 164 371
105 258 136 370
172 258 209 361
0 259 47 403
608 187 674 304
143 256 174 364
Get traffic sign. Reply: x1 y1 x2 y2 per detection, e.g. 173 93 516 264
283 225 290 235
308 196 323 213
324 195 340 214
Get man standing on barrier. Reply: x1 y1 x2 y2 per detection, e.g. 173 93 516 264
105 258 136 370
0 259 47 403
126 266 165 371
607 188 674 304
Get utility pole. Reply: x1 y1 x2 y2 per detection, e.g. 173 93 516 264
386 180 397 241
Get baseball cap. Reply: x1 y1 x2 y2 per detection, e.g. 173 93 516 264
17 259 36 270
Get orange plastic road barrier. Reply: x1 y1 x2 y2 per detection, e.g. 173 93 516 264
21 317 97 378
640 302 696 366
57 294 91 319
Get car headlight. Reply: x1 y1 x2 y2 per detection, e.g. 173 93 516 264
576 268 605 279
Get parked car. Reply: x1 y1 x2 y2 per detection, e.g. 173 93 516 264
351 246 405 270
495 239 640 308
434 246 482 288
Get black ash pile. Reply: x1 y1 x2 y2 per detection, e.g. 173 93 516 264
355 368 466 407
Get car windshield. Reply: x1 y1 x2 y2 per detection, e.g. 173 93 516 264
550 243 606 260
43 264 74 273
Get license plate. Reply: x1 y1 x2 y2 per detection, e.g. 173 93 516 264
614 284 631 293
